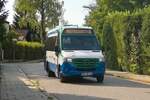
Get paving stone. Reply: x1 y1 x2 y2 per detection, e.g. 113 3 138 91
0 64 48 100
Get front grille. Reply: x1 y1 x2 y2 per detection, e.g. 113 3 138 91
72 58 99 69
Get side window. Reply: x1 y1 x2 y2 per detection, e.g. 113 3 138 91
45 30 59 51
46 36 57 51
48 37 57 51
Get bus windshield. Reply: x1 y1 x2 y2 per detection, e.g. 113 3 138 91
62 35 100 50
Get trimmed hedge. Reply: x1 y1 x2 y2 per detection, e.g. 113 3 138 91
4 41 44 60
87 6 150 75
102 8 150 75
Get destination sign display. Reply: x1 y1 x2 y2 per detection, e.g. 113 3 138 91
63 29 93 34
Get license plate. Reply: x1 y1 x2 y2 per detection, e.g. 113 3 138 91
81 72 93 76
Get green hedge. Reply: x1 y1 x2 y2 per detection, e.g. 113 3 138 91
102 8 150 75
4 41 44 60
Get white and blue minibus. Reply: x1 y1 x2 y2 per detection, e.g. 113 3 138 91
44 25 105 82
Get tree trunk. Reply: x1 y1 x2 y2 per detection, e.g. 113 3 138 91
40 0 45 43
0 48 4 62
135 32 143 74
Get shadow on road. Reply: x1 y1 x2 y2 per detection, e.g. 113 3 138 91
13 62 150 89
63 76 150 89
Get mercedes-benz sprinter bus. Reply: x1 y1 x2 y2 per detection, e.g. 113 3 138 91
44 25 105 82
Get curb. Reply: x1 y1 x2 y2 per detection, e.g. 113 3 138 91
106 70 150 84
1 59 43 63
0 63 1 80
18 65 57 100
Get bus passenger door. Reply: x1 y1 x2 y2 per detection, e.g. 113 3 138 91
46 36 58 74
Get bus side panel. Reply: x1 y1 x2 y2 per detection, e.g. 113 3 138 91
46 51 57 72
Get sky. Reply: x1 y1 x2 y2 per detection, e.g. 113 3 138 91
5 0 94 25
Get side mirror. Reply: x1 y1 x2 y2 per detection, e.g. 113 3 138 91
55 46 60 56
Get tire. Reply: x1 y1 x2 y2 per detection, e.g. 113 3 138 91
44 61 48 72
44 55 47 70
96 75 104 83
48 70 55 77
60 74 66 82
45 62 55 77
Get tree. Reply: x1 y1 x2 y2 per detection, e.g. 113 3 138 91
131 0 150 9
0 0 8 60
86 0 150 32
0 0 8 46
123 15 142 73
141 12 150 74
13 14 21 29
102 22 119 70
86 0 150 74
35 0 63 42
15 0 63 43
15 0 38 29
95 0 150 12
0 0 7 22
95 0 134 13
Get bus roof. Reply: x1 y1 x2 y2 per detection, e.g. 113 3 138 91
47 25 93 37
62 25 92 29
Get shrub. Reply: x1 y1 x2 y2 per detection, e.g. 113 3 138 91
96 7 150 75
102 22 119 70
4 41 44 60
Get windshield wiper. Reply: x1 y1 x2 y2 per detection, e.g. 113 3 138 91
92 50 100 52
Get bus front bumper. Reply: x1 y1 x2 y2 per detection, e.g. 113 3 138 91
60 62 105 77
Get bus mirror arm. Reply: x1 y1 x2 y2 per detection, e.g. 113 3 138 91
55 46 60 56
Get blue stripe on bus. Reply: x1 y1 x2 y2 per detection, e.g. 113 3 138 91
48 62 57 72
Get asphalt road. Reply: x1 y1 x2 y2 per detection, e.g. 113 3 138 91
16 62 150 100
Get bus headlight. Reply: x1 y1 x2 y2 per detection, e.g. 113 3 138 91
62 58 72 63
99 57 105 62
67 58 72 62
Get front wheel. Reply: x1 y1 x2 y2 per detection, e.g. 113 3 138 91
44 60 48 72
45 62 55 77
48 70 55 77
60 74 66 82
96 75 104 83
